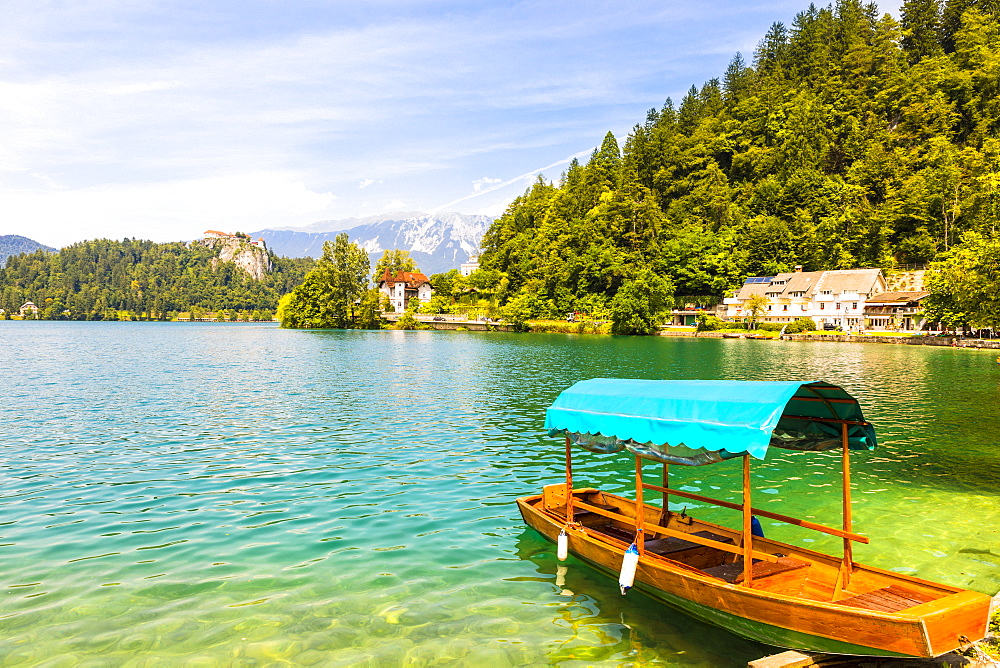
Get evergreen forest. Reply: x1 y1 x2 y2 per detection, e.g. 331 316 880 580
480 0 1000 326
0 238 312 320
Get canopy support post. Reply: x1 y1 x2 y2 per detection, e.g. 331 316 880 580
565 435 574 523
834 422 853 598
634 456 646 553
662 462 669 509
742 455 754 587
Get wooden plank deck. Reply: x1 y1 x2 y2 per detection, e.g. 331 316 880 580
837 585 936 613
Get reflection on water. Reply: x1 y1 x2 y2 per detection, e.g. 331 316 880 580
0 323 998 666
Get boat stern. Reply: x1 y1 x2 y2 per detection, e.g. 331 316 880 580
910 590 992 657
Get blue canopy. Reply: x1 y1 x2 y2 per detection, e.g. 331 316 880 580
545 379 876 465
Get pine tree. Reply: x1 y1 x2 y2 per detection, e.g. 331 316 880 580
901 0 944 62
722 53 752 104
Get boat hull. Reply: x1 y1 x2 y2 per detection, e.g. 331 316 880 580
517 492 990 658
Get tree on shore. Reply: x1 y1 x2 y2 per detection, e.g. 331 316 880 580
923 232 1000 330
279 234 371 329
610 270 674 335
745 294 769 329
372 249 418 282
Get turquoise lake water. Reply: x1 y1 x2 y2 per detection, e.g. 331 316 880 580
1 322 999 666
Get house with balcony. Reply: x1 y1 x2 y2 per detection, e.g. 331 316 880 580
667 303 725 326
863 291 930 331
377 270 433 312
724 266 887 330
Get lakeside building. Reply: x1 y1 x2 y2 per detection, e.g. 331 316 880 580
863 291 931 331
460 256 480 277
19 301 38 317
667 304 726 326
723 266 887 330
377 270 432 312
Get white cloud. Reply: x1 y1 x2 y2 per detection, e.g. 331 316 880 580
472 177 502 192
0 1 834 243
106 80 182 96
474 199 515 218
380 200 408 212
0 172 338 247
432 148 595 213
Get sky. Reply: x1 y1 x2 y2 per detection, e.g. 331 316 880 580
0 0 903 248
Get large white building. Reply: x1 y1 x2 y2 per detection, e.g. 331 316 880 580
460 256 480 277
377 270 433 312
724 266 887 330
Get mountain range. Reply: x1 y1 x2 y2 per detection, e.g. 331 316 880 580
251 212 492 276
0 235 56 268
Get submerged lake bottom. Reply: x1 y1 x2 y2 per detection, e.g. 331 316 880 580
1 322 998 666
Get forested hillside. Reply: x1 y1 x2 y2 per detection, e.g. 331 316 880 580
0 235 55 268
480 0 1000 319
0 238 312 320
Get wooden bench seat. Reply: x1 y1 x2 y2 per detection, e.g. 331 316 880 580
837 585 936 612
644 530 734 556
703 556 810 584
599 524 640 543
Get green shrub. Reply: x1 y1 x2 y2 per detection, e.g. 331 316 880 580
394 313 428 330
784 317 817 334
696 314 726 331
756 322 785 332
498 293 538 332
528 320 611 335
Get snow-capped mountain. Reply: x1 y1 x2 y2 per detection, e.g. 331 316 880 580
252 212 493 275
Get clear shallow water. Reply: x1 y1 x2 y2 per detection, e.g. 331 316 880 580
1 322 999 667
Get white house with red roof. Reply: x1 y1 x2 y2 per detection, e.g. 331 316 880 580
377 270 432 312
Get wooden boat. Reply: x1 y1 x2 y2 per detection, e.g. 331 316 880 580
517 379 990 658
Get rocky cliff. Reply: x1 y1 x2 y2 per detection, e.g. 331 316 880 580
197 236 272 280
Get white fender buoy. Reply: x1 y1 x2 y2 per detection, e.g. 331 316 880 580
619 542 639 595
557 528 569 561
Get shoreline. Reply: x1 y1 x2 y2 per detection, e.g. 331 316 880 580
386 314 999 349
671 330 1000 349
7 318 998 351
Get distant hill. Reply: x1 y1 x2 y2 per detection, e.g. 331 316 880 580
252 212 492 275
0 235 56 267
0 236 312 320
